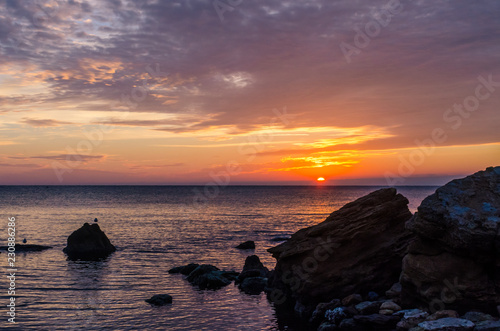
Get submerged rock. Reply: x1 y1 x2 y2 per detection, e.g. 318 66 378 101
267 188 413 312
235 241 255 249
168 263 199 275
0 244 52 252
185 264 235 290
63 223 116 260
401 166 500 313
145 294 172 306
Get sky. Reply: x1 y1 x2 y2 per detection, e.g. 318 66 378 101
0 0 499 185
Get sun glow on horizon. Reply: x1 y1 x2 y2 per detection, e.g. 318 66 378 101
317 177 325 182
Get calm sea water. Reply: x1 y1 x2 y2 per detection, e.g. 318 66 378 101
0 185 437 330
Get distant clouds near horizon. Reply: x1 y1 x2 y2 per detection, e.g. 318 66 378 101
0 0 499 185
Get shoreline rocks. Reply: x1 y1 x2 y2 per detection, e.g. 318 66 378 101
268 188 414 313
63 223 116 260
401 166 500 314
236 255 270 295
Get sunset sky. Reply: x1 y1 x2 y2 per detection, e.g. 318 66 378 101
0 0 499 185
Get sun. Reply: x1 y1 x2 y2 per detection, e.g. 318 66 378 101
317 177 325 182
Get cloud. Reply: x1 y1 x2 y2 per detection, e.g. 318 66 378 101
21 117 74 127
9 154 105 162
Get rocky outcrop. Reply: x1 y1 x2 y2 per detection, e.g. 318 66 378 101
63 223 116 260
400 166 500 314
267 188 413 312
236 255 270 294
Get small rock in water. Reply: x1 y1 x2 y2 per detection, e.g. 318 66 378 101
168 263 199 275
462 311 494 323
145 294 172 306
186 264 232 290
235 241 255 249
239 277 267 295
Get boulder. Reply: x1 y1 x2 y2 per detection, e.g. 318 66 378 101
395 309 429 329
474 320 500 331
310 299 342 325
426 310 459 321
355 301 382 315
267 188 413 311
401 167 500 314
235 241 255 249
342 294 363 306
380 300 401 312
239 277 268 295
461 311 494 323
186 264 233 290
63 223 116 260
145 294 172 306
413 317 475 331
236 255 269 284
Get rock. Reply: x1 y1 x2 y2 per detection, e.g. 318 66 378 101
366 291 379 301
186 264 232 290
168 263 199 275
236 255 269 284
414 317 475 330
380 300 401 312
354 301 382 315
325 307 348 324
386 282 402 298
342 294 363 306
235 241 255 249
239 277 268 295
310 299 342 325
63 223 116 260
401 167 500 314
145 294 172 306
461 311 494 323
426 310 459 321
354 314 400 328
268 188 413 312
0 244 52 252
380 309 394 315
396 309 429 329
474 320 500 331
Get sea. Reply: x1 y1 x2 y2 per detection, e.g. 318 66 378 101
0 185 437 330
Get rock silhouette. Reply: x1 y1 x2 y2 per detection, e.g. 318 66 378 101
401 166 500 314
268 188 413 312
63 223 116 260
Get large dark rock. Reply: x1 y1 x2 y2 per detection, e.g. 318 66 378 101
267 188 413 312
63 223 116 260
400 167 500 314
